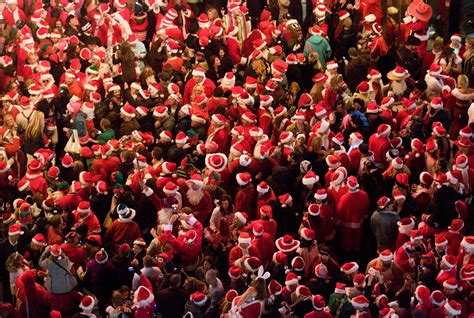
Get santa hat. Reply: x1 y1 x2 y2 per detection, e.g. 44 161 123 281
244 256 261 272
326 60 338 70
257 182 270 193
334 283 346 294
228 266 243 280
238 232 252 244
134 285 155 308
461 236 474 252
192 67 206 77
444 300 462 316
306 204 320 217
314 263 328 279
234 212 248 225
338 10 350 20
95 248 108 264
268 279 282 296
376 124 391 137
285 272 301 286
443 278 460 290
325 155 340 169
77 201 90 215
441 254 456 269
121 104 136 118
431 97 443 109
279 131 293 144
347 176 359 191
379 249 393 262
313 190 326 203
236 172 251 186
271 59 288 75
341 262 359 275
79 295 95 312
252 223 264 237
351 295 369 309
302 171 319 185
8 224 24 236
278 193 292 208
276 234 300 253
454 154 468 169
430 290 447 307
300 228 315 241
353 273 365 288
451 34 462 42
449 219 464 233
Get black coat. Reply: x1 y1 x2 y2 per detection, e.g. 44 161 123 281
344 57 369 92
430 186 462 229
288 0 313 31
156 287 188 318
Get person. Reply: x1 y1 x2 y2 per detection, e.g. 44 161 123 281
155 274 188 317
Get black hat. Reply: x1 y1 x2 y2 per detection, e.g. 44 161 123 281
405 35 421 46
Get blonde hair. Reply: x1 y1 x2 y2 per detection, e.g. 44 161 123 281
191 84 205 101
457 74 469 89
253 59 268 83
24 111 45 142
140 65 156 83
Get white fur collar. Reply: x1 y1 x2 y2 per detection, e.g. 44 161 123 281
451 88 474 101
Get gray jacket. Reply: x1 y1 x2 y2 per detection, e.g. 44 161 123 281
39 248 77 294
370 210 401 250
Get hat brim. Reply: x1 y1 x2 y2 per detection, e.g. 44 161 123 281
387 71 410 81
276 237 300 253
119 208 136 222
205 154 227 172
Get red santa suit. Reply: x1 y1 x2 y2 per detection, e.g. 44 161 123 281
251 232 275 267
2 6 26 27
167 229 202 268
228 244 261 267
91 155 121 183
457 239 474 268
235 183 257 220
335 182 369 253
207 124 229 154
183 77 216 104
368 33 388 67
230 296 263 318
19 164 48 198
72 210 101 234
133 275 156 318
258 106 274 136
406 17 430 58
182 185 213 225
440 229 464 254
368 126 391 168
449 88 474 139
394 242 417 275
15 270 51 318
226 33 245 65
104 211 141 250
360 0 384 23
435 267 457 287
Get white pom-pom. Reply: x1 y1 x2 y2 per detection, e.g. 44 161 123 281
8 175 12 181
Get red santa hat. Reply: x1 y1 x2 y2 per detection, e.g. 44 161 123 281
351 295 369 310
379 249 393 262
8 224 24 236
79 295 95 312
307 204 320 216
192 67 206 77
257 182 270 193
347 176 359 192
314 264 328 279
410 229 424 242
252 223 264 237
234 212 248 225
449 219 464 233
95 248 108 264
326 61 338 70
312 73 328 83
459 126 472 138
300 228 315 241
353 273 365 288
279 131 293 144
120 104 136 118
444 300 462 316
244 256 261 272
228 266 243 280
314 189 328 201
271 59 288 75
461 236 474 253
454 154 468 169
134 285 155 308
237 232 252 245
278 193 292 208
334 282 346 294
285 272 301 286
268 279 282 296
273 251 288 265
77 201 91 215
431 97 443 109
236 172 251 186
441 254 456 270
376 124 391 138
338 10 350 20
295 285 311 297
325 155 340 169
443 278 460 291
341 262 359 275
276 234 300 253
302 171 319 185
430 290 447 307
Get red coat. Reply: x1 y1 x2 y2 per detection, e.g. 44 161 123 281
182 189 213 225
305 310 334 318
246 219 277 241
440 230 463 253
251 233 275 266
60 243 87 268
230 297 263 318
183 78 216 104
429 306 445 318
72 211 101 234
348 148 362 173
104 219 141 249
394 243 416 274
20 172 48 198
396 233 410 250
235 184 257 220
15 271 51 318
57 193 82 212
258 107 273 136
228 245 261 267
435 267 457 287
457 250 474 269
368 134 390 167
169 233 202 266
226 37 243 65
335 189 369 252
207 125 229 153
92 157 121 183
327 185 348 210
2 7 26 27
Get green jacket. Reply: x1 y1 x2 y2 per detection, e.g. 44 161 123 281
97 128 116 145
303 35 332 69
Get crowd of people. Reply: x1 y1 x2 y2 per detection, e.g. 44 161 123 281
0 0 473 316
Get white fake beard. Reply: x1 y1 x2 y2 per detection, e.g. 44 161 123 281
391 80 407 96
187 188 204 206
